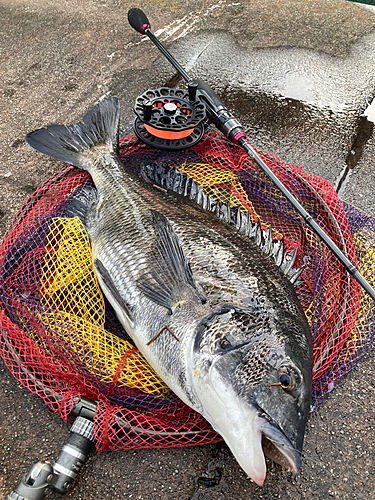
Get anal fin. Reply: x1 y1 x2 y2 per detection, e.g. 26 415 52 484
64 183 97 224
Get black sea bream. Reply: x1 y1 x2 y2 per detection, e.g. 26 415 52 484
26 97 313 486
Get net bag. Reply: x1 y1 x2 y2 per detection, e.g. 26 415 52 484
1 131 375 453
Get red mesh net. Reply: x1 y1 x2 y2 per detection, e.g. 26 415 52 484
1 131 374 451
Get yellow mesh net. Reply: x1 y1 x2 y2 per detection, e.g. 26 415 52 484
35 217 170 395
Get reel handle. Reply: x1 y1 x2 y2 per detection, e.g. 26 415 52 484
127 8 151 34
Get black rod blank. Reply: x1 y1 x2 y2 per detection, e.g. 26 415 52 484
238 137 375 300
128 8 375 302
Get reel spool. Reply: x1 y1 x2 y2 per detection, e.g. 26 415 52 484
133 83 206 150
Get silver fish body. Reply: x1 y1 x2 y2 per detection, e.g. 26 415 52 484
26 97 313 486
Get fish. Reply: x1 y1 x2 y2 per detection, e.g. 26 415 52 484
25 96 313 486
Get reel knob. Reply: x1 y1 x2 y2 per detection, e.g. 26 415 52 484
133 87 206 150
143 101 153 121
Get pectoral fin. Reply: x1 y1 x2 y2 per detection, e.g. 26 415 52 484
136 210 206 312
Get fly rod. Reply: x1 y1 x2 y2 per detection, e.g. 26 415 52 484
127 7 375 302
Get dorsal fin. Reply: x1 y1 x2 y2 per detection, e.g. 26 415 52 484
139 163 303 286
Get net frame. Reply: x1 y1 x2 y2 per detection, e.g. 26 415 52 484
1 131 374 451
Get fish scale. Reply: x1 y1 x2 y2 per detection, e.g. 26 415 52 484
90 157 300 325
83 155 211 408
26 96 313 487
87 154 294 401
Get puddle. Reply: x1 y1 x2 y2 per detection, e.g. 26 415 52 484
115 23 375 185
334 164 353 198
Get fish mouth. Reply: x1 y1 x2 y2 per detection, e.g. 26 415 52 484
204 400 301 487
260 416 301 474
196 355 303 487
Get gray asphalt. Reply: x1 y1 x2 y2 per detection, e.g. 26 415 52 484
1 1 375 498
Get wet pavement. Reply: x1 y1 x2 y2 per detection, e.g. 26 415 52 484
1 0 375 498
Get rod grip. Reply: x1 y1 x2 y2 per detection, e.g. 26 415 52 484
128 8 151 34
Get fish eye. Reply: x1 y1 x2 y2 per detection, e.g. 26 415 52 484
271 366 296 391
279 372 293 389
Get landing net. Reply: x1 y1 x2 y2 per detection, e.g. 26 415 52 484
0 131 374 452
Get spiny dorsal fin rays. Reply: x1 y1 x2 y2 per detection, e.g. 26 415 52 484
289 266 305 285
280 247 298 276
140 163 303 286
272 239 285 268
262 227 273 256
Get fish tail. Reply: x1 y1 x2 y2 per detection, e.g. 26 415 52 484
25 96 120 171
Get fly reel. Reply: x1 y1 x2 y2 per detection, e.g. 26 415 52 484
133 83 206 150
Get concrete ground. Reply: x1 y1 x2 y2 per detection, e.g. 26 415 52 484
1 0 375 498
